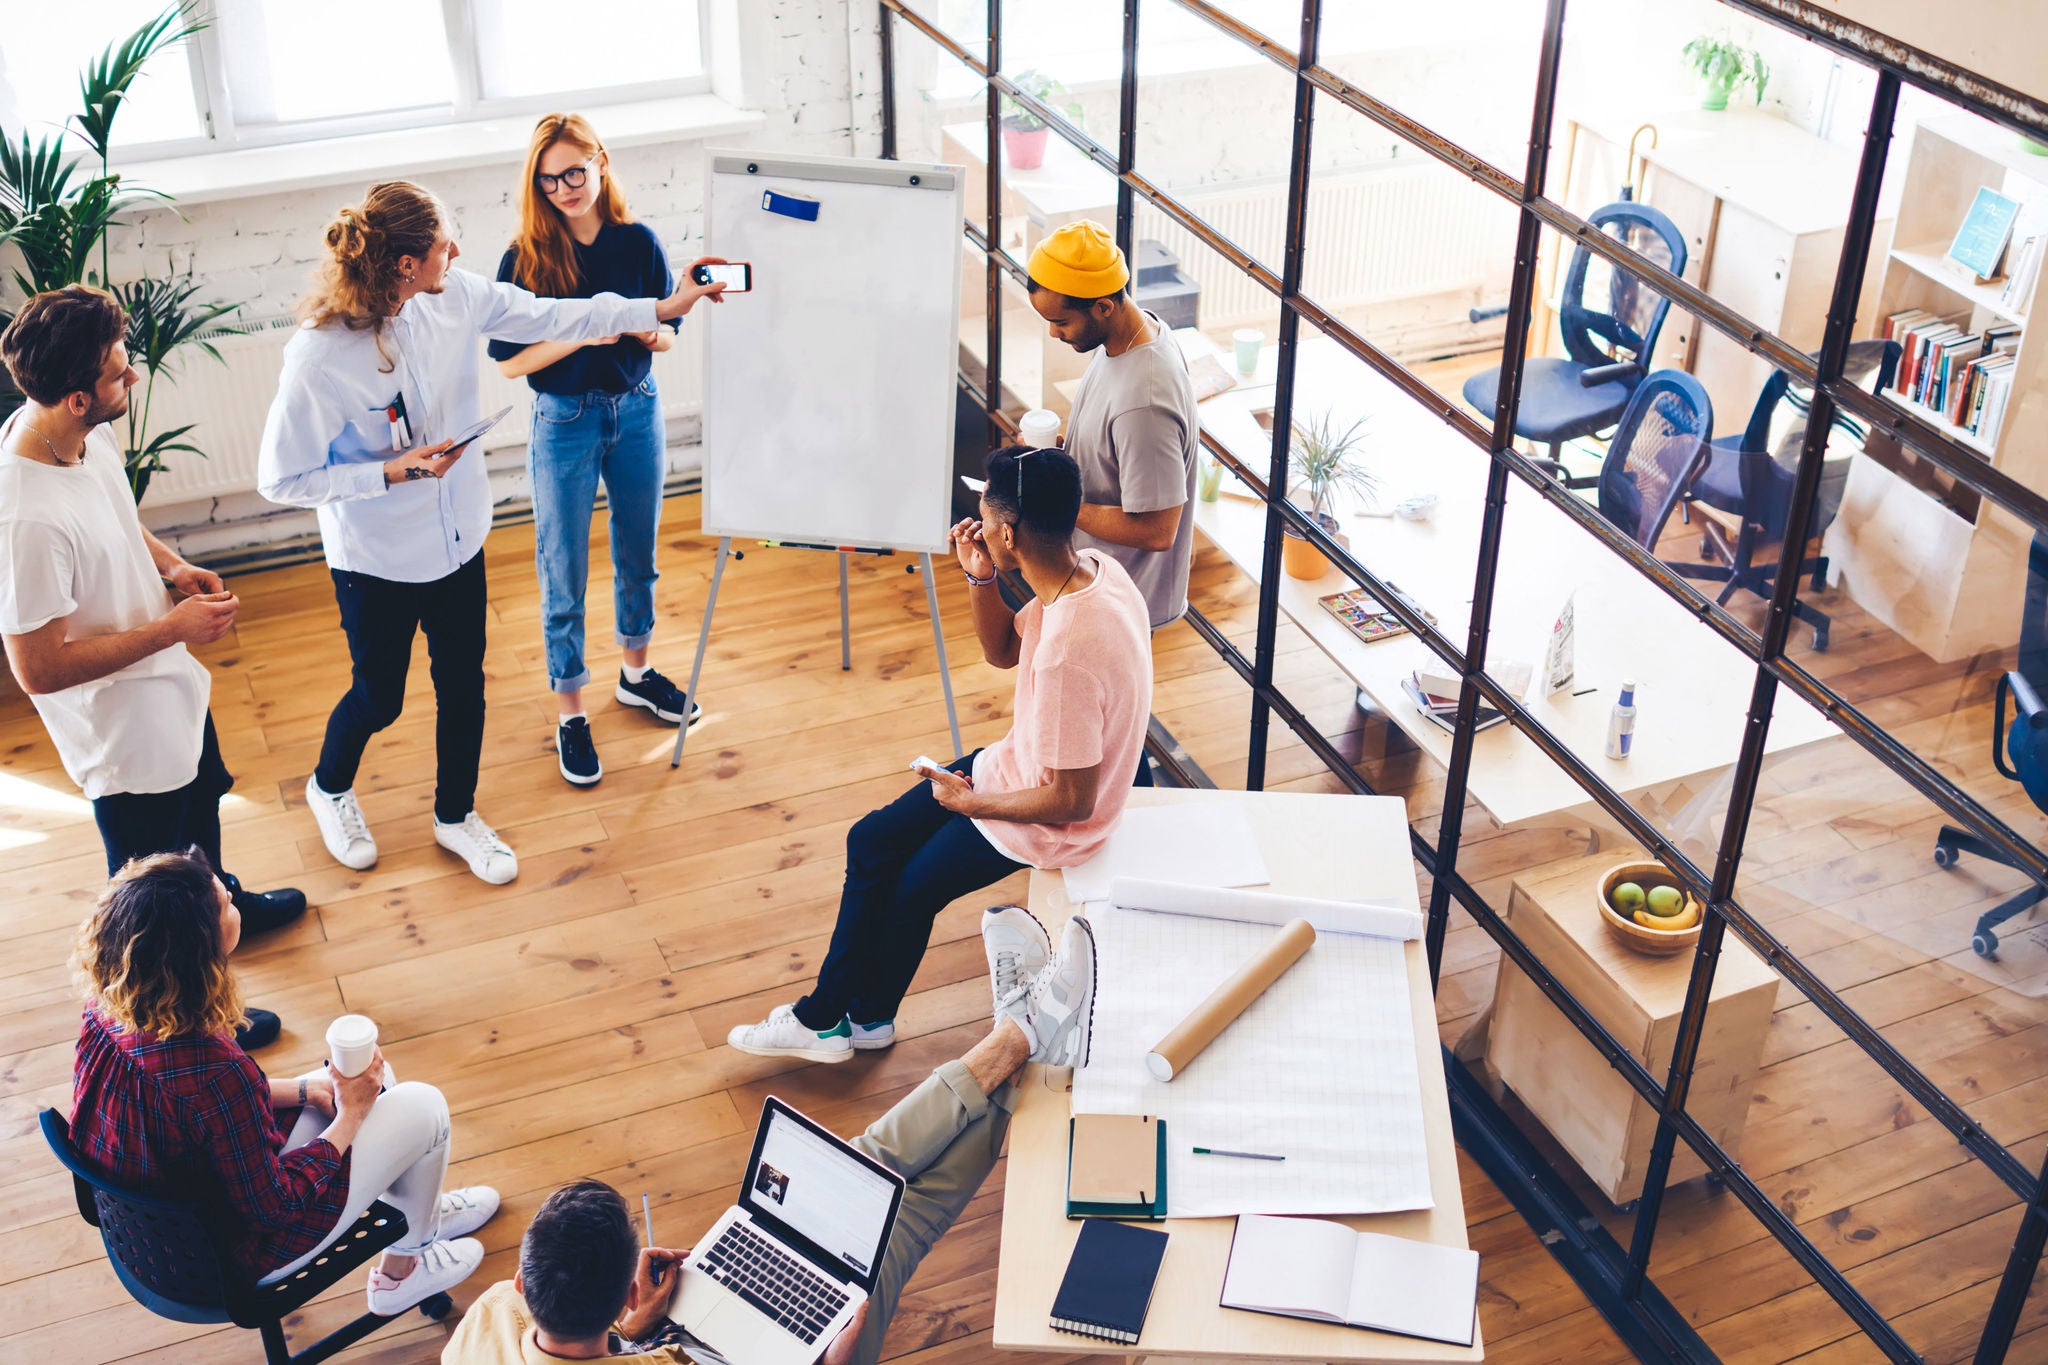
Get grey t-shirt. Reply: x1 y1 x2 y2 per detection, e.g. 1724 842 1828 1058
1065 311 1199 628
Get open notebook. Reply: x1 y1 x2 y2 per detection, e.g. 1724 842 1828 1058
1221 1214 1479 1348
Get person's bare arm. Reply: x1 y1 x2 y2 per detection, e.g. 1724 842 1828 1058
951 518 1021 668
926 762 1102 825
628 329 674 353
142 527 225 596
1074 501 1181 552
4 595 234 695
496 336 613 379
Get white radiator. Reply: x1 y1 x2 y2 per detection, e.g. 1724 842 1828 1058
137 317 705 510
1134 160 1518 330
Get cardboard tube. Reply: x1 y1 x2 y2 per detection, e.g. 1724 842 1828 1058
1145 918 1316 1081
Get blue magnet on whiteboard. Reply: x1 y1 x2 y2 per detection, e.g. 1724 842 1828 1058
762 190 819 221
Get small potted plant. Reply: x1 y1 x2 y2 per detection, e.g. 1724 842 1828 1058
1000 69 1083 170
1282 410 1376 580
1682 35 1769 111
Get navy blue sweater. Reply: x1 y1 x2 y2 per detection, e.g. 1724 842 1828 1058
489 220 676 395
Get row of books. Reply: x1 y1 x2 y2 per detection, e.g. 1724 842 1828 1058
1879 309 2022 447
2003 232 2045 313
1400 662 1532 736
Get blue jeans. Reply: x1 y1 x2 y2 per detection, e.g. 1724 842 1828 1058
529 379 664 693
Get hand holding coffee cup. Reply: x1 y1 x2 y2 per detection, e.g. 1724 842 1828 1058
326 1014 379 1077
332 1047 386 1121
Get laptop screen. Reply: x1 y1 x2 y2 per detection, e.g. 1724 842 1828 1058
745 1104 900 1281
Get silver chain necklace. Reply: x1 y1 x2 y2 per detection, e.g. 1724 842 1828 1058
11 421 82 466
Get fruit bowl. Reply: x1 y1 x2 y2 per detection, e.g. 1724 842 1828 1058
1595 860 1703 956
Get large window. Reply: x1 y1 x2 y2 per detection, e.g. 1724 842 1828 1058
0 0 707 155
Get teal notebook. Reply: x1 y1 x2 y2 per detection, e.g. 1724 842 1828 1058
1066 1115 1168 1220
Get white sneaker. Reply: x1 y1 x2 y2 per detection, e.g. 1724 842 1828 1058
433 811 518 885
850 1019 895 1051
306 777 377 870
365 1236 484 1315
728 1004 853 1063
1019 917 1098 1067
982 905 1050 1023
433 1186 499 1240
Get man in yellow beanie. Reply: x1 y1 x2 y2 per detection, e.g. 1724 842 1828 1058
1026 220 1197 784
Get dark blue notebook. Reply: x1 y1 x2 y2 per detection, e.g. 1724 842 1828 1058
1048 1218 1169 1346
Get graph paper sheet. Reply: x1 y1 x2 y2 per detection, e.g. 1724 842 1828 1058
1069 894 1434 1218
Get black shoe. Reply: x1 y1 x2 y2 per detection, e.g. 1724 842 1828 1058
615 667 703 726
557 716 603 786
234 1008 281 1052
222 873 308 936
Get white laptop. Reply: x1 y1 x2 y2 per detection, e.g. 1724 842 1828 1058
669 1097 907 1365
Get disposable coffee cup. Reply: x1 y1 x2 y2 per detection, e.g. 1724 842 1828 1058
1017 408 1061 448
1233 328 1263 373
326 1014 379 1078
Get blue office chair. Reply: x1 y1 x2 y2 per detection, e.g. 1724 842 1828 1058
1934 531 2048 959
1464 202 1690 478
1593 370 1714 554
40 1108 452 1364
1673 340 1901 652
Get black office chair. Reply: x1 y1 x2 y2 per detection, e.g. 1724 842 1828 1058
1934 531 2048 959
1674 339 1902 651
1592 370 1715 554
40 1108 452 1364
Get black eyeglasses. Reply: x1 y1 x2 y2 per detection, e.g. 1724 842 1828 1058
535 158 596 195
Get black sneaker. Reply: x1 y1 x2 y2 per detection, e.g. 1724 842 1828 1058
234 1007 281 1052
222 873 307 936
615 667 702 726
557 716 603 786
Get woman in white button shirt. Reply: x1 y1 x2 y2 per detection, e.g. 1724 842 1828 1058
258 181 723 884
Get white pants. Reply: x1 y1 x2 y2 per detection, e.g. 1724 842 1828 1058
259 1070 452 1284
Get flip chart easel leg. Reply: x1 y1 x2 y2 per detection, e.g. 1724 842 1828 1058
671 537 732 767
839 552 852 671
921 552 964 758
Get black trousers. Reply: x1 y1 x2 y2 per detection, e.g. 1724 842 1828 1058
92 711 235 878
794 751 1026 1030
315 551 488 825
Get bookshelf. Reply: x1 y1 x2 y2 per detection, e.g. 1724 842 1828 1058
1823 115 2048 663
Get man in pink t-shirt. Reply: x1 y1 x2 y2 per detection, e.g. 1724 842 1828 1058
730 446 1153 1064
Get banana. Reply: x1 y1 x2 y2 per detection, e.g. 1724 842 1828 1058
1635 903 1700 932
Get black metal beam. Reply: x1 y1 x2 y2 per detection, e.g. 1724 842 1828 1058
1114 0 1140 262
877 3 896 161
983 0 1002 431
1975 1145 2048 1364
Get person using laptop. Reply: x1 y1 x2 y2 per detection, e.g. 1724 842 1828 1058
726 445 1149 1063
441 906 1095 1365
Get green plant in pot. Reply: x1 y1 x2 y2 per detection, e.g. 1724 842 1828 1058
1682 35 1769 111
0 1 243 502
999 69 1083 171
1282 410 1376 580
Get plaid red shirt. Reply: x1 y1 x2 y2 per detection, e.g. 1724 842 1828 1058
70 1006 353 1277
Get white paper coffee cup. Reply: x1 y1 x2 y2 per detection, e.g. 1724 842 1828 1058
1017 409 1061 448
326 1014 379 1078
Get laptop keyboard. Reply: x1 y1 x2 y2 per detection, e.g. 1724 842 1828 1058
701 1220 852 1344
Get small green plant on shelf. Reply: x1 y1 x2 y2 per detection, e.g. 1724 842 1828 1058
1682 35 1770 111
999 69 1084 133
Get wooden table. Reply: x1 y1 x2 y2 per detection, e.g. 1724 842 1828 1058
1192 337 1839 832
993 787 1483 1363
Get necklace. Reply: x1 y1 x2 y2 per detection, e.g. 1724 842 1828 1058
1048 560 1082 605
10 421 81 467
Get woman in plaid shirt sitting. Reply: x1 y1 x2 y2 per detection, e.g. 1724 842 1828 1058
69 851 502 1314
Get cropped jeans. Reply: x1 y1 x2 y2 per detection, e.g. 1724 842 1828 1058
529 378 665 694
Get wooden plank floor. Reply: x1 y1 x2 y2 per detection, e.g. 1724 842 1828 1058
4 459 2045 1361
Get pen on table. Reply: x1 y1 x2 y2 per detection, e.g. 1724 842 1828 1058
643 1192 663 1284
1571 686 1599 697
1193 1146 1286 1161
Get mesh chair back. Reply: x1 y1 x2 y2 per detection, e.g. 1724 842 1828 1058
1598 371 1714 552
1559 203 1688 374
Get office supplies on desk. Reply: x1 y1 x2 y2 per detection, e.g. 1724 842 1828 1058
1062 803 1269 904
1066 1114 1167 1219
1074 883 1432 1216
1146 918 1315 1082
1048 1219 1168 1345
1195 1147 1284 1161
1401 675 1506 735
1221 1214 1479 1348
1317 586 1432 644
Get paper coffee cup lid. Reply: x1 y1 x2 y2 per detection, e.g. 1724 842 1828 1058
326 1014 377 1043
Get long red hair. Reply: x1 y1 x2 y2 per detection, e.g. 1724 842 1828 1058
509 113 633 299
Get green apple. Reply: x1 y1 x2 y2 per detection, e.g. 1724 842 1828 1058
1610 882 1646 915
1645 885 1685 918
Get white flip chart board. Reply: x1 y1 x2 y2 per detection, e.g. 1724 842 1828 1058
701 151 963 553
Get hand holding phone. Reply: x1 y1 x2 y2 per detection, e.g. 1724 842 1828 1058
691 261 753 292
910 756 970 787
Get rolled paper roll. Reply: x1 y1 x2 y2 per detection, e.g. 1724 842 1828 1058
1144 917 1316 1082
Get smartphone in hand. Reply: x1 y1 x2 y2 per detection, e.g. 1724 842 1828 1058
691 262 753 292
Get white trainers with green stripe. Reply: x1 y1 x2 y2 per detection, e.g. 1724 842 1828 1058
850 1019 895 1050
727 1004 852 1063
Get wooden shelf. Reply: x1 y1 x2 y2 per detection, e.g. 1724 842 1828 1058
1878 388 1998 457
1888 243 2030 326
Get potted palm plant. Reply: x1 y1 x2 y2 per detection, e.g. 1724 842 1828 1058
1282 410 1376 580
1000 69 1083 171
0 1 243 501
1682 35 1769 111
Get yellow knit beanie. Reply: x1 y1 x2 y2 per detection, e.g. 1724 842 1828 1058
1027 220 1130 299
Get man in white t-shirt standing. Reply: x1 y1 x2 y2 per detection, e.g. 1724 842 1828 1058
0 286 305 1050
1025 221 1199 786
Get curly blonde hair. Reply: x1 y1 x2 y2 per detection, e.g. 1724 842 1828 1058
301 180 447 371
74 851 244 1040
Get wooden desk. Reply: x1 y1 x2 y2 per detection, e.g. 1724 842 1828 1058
993 788 1482 1363
1193 338 1838 832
